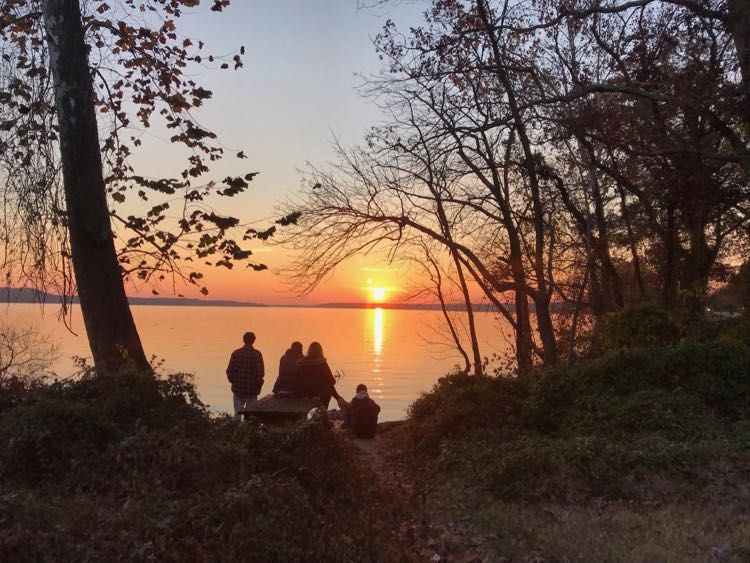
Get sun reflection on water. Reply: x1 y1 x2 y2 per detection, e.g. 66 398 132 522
371 307 384 396
373 307 383 357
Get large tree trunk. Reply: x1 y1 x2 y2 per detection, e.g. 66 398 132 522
477 0 557 365
728 0 750 125
42 0 149 372
514 289 535 375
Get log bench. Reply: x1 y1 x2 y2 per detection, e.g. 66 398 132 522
240 394 322 425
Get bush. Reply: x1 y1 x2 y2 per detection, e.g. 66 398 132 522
596 303 682 351
406 371 527 454
0 368 405 561
0 398 117 484
531 338 750 436
402 327 750 502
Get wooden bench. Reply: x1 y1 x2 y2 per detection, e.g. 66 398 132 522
240 394 322 425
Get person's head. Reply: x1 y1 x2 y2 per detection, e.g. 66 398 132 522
356 384 367 393
290 341 303 354
243 332 256 346
306 341 324 360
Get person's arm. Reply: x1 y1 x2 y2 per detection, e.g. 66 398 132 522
272 358 283 393
255 351 265 392
226 352 235 383
324 363 343 400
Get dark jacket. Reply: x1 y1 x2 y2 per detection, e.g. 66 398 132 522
272 348 304 395
297 357 336 403
349 393 381 439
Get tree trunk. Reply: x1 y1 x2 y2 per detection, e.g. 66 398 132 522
514 290 535 375
477 0 557 365
567 265 590 364
42 0 149 372
450 249 483 376
661 203 680 309
728 0 750 125
680 220 713 314
577 138 624 311
430 254 471 374
617 184 646 300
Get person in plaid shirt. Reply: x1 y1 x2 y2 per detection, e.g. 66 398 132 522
226 332 265 421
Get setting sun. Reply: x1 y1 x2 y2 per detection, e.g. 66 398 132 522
370 287 387 302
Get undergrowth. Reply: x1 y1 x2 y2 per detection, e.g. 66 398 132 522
401 310 750 502
0 367 409 561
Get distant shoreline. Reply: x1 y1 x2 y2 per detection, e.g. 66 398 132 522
1 287 498 311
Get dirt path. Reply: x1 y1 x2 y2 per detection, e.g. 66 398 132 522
348 422 501 563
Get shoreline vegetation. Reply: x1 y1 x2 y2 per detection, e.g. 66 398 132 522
1 306 749 561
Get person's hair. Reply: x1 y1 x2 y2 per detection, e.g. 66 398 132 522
243 332 256 345
356 384 367 393
291 341 303 353
306 341 325 360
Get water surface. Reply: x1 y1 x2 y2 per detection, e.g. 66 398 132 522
4 304 512 421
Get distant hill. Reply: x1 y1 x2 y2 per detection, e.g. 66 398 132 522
0 287 266 308
2 287 573 312
313 302 501 312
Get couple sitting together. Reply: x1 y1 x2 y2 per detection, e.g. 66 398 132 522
273 341 381 439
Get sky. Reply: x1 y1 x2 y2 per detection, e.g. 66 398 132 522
125 0 425 304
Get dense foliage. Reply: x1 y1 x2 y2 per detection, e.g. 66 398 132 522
0 369 406 561
401 310 750 500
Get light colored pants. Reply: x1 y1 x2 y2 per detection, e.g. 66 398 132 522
233 394 257 422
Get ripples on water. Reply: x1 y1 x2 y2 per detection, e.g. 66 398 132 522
4 304 511 421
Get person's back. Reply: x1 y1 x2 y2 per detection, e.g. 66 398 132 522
226 331 265 421
297 355 335 400
296 341 343 409
273 342 304 396
349 384 380 439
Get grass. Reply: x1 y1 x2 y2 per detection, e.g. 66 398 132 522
433 495 750 562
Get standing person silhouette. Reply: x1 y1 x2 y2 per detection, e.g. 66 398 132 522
297 341 344 409
226 331 264 421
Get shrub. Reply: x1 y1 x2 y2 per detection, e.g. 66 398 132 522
401 326 750 502
406 371 527 454
596 303 682 351
531 338 750 436
0 398 117 484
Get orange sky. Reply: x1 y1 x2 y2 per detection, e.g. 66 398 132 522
114 2 426 305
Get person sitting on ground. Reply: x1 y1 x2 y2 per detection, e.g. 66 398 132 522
348 384 381 439
226 331 264 422
272 341 305 396
297 341 345 409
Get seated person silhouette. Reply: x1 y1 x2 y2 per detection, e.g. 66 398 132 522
272 341 305 396
348 384 381 439
296 341 345 409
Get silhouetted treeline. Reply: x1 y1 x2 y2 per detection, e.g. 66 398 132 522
281 0 749 374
